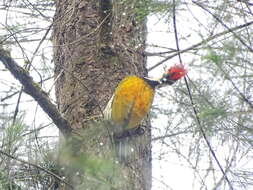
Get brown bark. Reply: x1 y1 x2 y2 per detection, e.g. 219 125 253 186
53 0 151 189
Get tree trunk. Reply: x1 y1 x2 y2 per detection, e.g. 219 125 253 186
52 0 151 189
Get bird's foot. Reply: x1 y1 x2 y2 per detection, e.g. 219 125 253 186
113 127 145 140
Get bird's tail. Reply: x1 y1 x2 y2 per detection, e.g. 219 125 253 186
113 127 144 162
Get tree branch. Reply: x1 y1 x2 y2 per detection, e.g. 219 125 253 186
0 49 72 137
193 1 253 53
148 20 253 71
172 1 234 189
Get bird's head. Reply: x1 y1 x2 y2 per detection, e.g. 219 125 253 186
160 64 187 85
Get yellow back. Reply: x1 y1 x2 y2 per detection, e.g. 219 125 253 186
111 76 155 129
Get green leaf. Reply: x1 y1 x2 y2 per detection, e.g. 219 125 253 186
198 107 227 120
202 49 223 65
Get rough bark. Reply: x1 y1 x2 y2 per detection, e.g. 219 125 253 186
53 0 151 189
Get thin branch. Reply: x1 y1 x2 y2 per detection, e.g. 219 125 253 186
0 149 74 189
12 86 23 126
0 91 19 101
2 23 52 126
148 20 253 71
1 76 53 102
0 49 72 137
217 64 253 110
24 0 52 20
193 1 253 53
152 130 191 141
22 122 53 137
172 1 234 189
1 38 51 45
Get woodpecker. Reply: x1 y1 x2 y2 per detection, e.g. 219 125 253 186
104 64 187 134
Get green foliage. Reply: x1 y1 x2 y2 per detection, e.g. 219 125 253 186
223 41 237 58
5 120 26 146
198 106 227 122
130 0 173 21
1 117 27 157
0 170 21 190
0 118 28 189
202 48 224 65
56 121 127 190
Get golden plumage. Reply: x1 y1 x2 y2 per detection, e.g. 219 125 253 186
108 76 155 129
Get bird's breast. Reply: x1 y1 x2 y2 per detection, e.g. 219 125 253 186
111 76 155 129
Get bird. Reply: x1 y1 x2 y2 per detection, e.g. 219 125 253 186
104 64 187 135
103 64 187 161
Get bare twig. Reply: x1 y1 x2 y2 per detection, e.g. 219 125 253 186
152 130 191 141
0 49 72 137
0 149 74 189
193 1 253 53
172 1 234 189
148 20 253 71
217 64 253 110
0 91 19 101
1 76 53 102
